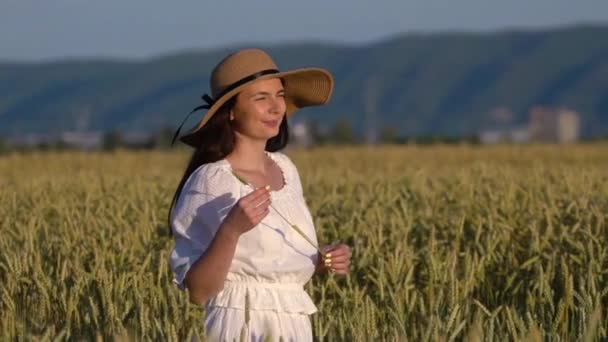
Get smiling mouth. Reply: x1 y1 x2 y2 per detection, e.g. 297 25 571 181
263 120 279 127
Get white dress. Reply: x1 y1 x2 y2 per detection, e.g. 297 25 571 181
169 150 320 341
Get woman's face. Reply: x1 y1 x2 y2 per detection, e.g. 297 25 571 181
231 77 286 140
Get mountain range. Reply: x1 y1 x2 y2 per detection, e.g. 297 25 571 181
1 24 607 138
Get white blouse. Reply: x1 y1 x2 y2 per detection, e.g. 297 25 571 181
169 150 320 314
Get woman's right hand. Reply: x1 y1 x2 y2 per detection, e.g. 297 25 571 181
222 185 272 237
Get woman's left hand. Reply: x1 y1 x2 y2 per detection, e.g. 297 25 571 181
320 243 352 275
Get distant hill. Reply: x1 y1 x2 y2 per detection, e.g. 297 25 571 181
1 24 607 138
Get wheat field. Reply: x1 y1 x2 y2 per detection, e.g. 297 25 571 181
1 144 607 341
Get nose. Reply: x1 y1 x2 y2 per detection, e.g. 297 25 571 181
269 95 286 114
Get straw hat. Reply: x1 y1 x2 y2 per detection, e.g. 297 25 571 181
172 48 335 147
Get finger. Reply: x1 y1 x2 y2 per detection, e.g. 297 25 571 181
321 243 341 255
327 265 348 275
252 207 270 221
252 195 272 209
246 186 270 202
250 203 270 218
325 248 350 258
242 188 270 207
328 260 350 269
327 254 350 263
325 242 349 252
331 263 350 272
323 257 350 268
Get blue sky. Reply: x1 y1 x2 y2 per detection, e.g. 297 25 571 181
1 0 606 61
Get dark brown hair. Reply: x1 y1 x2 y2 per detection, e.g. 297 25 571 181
167 90 290 236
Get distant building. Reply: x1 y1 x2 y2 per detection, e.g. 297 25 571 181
510 127 531 143
556 109 580 143
528 106 556 141
479 106 528 144
289 120 312 148
479 130 503 144
479 126 529 144
479 105 581 144
528 106 581 143
60 131 103 150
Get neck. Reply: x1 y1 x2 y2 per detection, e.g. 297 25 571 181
227 135 268 172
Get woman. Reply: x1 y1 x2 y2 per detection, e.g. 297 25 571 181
168 48 353 341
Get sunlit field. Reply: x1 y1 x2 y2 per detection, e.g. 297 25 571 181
1 144 607 341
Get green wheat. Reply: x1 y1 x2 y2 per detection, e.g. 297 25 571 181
1 144 607 340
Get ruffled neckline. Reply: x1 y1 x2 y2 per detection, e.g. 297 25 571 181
218 151 289 196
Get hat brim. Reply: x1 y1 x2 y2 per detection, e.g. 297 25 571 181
178 67 334 148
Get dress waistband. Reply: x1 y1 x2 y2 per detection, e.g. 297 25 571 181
206 279 317 314
223 279 304 290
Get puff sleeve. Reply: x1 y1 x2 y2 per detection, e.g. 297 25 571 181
169 163 240 290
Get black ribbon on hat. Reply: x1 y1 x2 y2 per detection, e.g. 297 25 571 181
171 68 280 147
170 94 215 146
